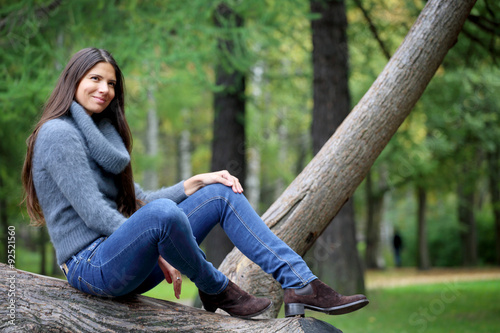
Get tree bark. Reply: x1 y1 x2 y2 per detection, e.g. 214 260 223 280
307 0 365 295
38 228 47 275
206 3 247 267
458 164 478 266
487 148 500 265
177 108 192 182
246 147 261 211
218 0 477 318
0 264 341 333
143 86 159 191
307 199 365 293
364 170 386 269
0 176 8 264
417 185 431 270
211 3 247 184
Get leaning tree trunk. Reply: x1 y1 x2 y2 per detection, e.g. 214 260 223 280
218 0 477 318
310 0 350 153
307 0 366 295
0 264 341 332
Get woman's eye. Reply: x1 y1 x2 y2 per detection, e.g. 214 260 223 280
90 76 99 81
109 82 116 87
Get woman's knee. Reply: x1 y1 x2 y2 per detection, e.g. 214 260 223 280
204 183 237 199
144 199 189 229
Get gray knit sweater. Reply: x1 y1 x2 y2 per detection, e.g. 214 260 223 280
33 101 187 264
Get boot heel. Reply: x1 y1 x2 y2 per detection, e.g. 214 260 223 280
202 303 217 313
285 303 305 317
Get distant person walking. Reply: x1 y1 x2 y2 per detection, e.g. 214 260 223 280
393 229 403 267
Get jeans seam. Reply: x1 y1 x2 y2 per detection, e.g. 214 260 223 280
92 228 159 268
225 198 309 285
187 195 309 286
166 234 197 273
87 227 198 279
78 276 113 297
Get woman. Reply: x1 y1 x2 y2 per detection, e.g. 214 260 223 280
22 48 368 319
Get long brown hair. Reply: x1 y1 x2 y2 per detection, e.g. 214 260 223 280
22 48 138 226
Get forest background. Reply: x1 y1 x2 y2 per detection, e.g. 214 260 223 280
1 0 499 298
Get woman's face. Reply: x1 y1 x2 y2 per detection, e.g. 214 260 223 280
75 62 117 116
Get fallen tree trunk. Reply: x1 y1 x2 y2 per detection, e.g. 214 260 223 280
0 264 341 332
219 0 477 318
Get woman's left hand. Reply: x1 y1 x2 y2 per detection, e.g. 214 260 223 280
184 170 243 196
158 256 182 299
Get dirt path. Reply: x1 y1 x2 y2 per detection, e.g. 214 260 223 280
365 267 500 289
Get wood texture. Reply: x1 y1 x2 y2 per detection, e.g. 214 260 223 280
0 264 341 332
218 0 478 318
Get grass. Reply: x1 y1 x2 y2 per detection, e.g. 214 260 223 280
143 275 500 333
306 280 500 333
142 278 199 305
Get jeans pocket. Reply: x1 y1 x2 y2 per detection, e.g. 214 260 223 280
78 276 112 298
86 237 107 264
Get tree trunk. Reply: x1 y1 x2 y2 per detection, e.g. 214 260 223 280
0 264 341 333
458 165 478 266
143 86 159 191
307 0 365 295
177 109 192 182
246 147 261 211
307 199 365 293
206 3 246 267
0 176 7 264
417 185 431 270
487 148 500 265
218 0 477 318
39 228 47 275
310 0 350 150
51 246 59 276
275 114 288 198
364 170 386 269
211 3 247 184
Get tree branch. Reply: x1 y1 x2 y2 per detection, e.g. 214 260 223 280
352 0 392 60
0 0 63 34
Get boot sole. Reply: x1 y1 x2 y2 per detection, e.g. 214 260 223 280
285 299 369 317
222 301 274 319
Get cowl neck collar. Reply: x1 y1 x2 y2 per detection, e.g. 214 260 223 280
69 101 130 174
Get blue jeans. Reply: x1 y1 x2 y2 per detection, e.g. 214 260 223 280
63 184 316 297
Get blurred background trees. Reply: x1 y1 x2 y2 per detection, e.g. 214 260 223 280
1 0 499 289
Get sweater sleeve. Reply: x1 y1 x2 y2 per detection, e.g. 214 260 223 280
38 122 127 235
134 181 188 204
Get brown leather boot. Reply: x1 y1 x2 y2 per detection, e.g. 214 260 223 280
199 280 272 319
284 279 369 317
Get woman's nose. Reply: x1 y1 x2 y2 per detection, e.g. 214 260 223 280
98 82 109 94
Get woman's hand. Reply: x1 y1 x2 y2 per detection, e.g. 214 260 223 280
158 256 182 299
184 170 243 196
